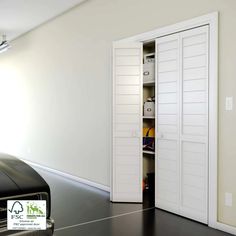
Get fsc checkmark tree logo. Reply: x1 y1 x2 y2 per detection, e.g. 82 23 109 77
7 200 46 230
8 201 24 215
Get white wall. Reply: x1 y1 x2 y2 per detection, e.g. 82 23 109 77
0 0 236 227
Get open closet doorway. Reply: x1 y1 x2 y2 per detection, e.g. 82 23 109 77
111 12 218 227
142 41 156 208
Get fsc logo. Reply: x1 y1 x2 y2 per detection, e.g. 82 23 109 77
7 200 46 230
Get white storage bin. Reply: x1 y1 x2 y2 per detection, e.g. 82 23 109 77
144 53 155 63
143 53 155 83
143 62 155 83
144 101 155 116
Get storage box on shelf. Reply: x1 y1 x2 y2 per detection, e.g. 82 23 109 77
143 53 155 83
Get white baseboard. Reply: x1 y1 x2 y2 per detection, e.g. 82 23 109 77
215 222 236 235
21 159 110 193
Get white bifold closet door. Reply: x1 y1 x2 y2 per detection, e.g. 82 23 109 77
112 42 143 202
156 25 209 223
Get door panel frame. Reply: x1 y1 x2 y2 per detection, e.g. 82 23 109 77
155 33 181 215
111 42 143 203
113 12 219 230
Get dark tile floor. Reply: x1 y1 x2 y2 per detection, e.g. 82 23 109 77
36 168 232 236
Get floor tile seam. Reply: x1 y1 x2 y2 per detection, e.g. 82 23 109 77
54 207 155 232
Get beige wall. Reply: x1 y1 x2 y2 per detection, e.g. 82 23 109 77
0 0 236 227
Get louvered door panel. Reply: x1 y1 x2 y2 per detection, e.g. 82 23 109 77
155 25 209 224
112 42 142 202
155 34 180 213
180 26 209 223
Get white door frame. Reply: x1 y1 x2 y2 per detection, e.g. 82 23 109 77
113 12 225 233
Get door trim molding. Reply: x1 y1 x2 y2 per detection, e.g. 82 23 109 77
115 12 220 231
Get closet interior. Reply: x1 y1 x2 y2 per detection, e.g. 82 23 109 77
142 41 155 204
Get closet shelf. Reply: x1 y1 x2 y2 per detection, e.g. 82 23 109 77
143 150 155 155
143 116 155 119
143 81 155 87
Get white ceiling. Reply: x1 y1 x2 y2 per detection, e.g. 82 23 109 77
0 0 86 41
